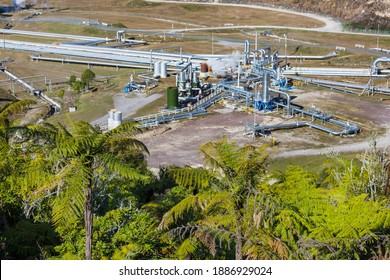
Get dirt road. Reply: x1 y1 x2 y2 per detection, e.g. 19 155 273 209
149 0 344 32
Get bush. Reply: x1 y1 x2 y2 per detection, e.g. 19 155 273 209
57 89 65 99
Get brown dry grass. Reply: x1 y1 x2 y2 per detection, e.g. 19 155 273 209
273 29 390 49
19 0 324 29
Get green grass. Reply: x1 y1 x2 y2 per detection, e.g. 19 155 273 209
111 23 127 28
129 93 166 119
48 90 115 126
268 153 358 174
180 4 209 12
16 22 116 38
124 0 161 8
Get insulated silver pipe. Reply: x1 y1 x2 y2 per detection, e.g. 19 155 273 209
269 88 291 115
372 57 390 74
262 71 270 102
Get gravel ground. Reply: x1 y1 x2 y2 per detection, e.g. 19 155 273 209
91 92 162 126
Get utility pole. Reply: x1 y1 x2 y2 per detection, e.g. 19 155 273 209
212 32 214 55
284 33 288 66
255 31 258 51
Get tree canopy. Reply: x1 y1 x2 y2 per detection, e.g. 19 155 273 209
1 111 389 260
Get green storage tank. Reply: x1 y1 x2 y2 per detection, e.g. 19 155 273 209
167 86 179 110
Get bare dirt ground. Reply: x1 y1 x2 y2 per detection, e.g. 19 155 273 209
138 105 255 172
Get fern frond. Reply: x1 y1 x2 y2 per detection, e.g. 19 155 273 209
199 138 237 179
175 237 198 259
50 160 90 228
202 191 232 214
100 153 149 182
158 195 200 230
170 167 212 190
104 121 142 137
0 99 37 118
106 135 149 155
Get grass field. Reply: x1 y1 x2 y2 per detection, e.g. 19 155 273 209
48 90 115 125
268 153 358 174
9 0 324 30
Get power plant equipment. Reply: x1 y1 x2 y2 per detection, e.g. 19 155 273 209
160 61 168 78
167 87 179 110
107 109 122 130
153 61 161 78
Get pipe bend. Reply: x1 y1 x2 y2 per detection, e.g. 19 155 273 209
372 57 390 74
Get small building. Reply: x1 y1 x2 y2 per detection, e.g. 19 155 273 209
69 106 77 112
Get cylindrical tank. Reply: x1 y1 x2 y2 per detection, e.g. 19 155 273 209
112 110 122 129
167 87 179 110
200 63 208 73
191 71 199 87
262 71 270 102
108 109 115 130
160 61 168 78
154 61 161 77
177 71 186 93
200 63 208 78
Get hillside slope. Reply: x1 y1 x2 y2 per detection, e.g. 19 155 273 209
183 0 390 30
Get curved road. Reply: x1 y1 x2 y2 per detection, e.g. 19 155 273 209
148 0 343 32
148 0 390 38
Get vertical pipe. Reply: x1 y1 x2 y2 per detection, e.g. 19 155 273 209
262 71 270 102
237 63 241 88
255 32 258 51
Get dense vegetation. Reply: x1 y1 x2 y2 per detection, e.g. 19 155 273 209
0 101 389 260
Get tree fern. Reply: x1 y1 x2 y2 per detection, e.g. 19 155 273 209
170 167 213 190
0 99 37 118
159 138 289 259
15 120 150 259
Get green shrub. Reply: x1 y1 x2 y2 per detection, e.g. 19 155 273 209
58 89 65 99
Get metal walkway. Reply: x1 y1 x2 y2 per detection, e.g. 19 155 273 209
133 86 224 128
247 106 360 137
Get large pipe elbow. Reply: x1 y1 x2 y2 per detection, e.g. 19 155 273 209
372 57 390 74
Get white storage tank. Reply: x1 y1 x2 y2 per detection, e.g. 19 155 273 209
154 61 161 77
108 109 116 130
160 61 168 78
112 110 122 129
